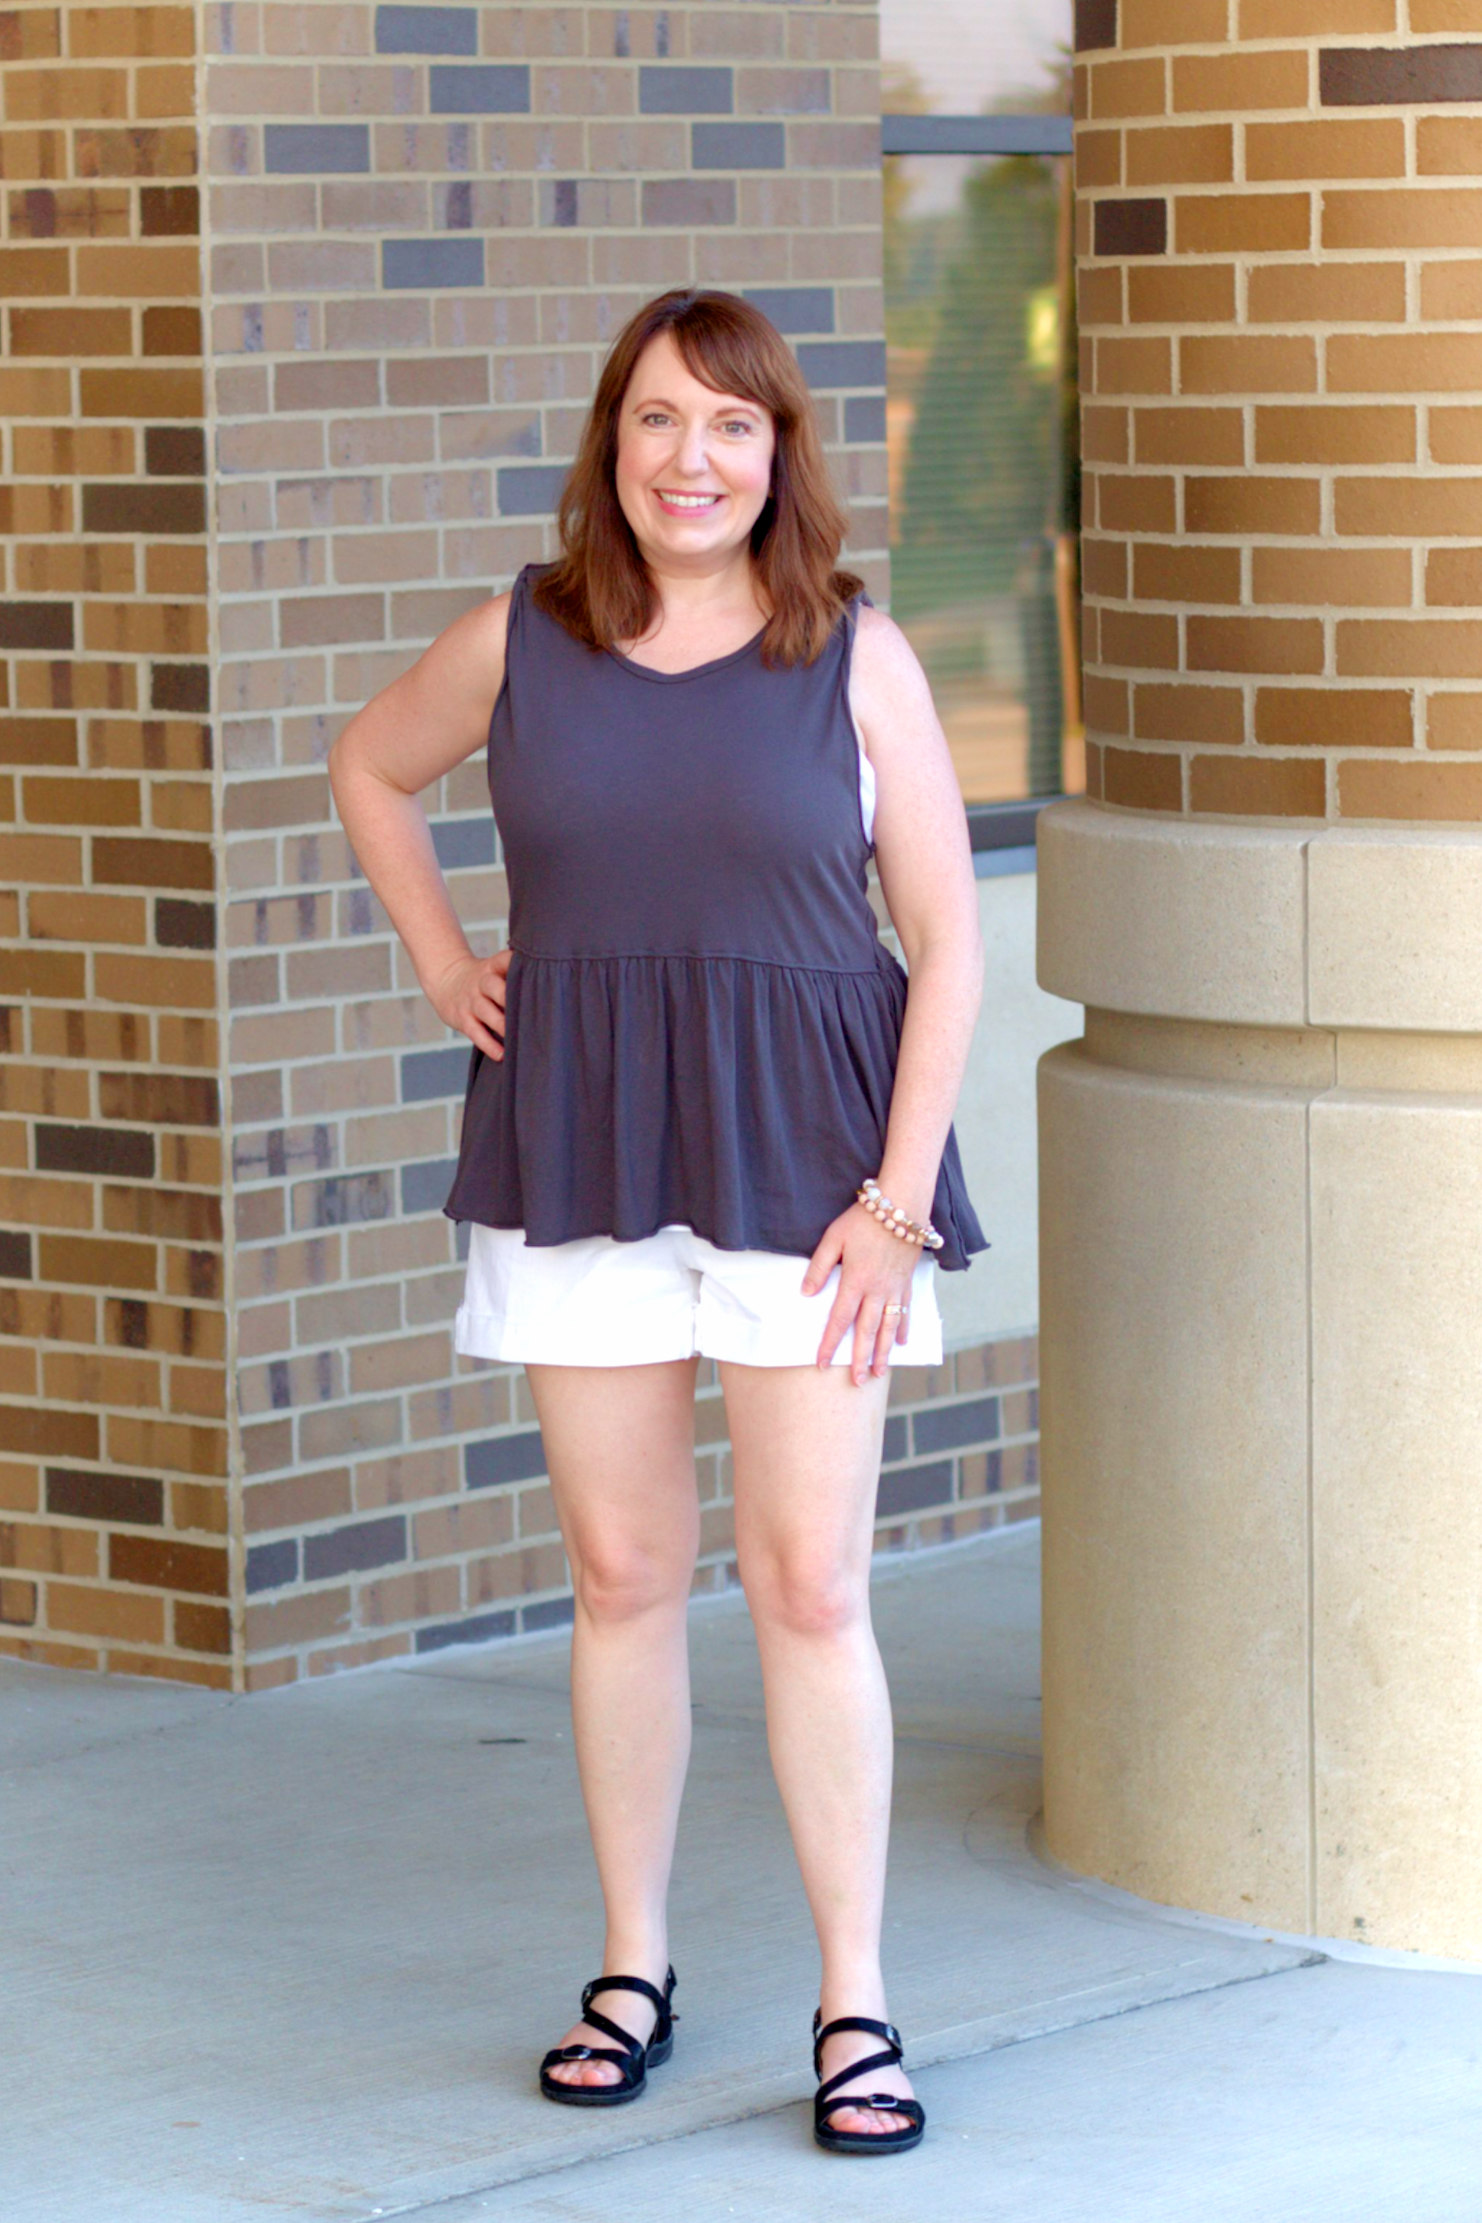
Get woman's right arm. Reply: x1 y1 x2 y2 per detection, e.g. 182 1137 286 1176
327 591 512 1060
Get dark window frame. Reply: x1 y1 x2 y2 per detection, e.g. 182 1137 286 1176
881 108 1076 846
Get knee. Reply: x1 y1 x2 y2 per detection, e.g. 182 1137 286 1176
742 1553 866 1641
573 1545 691 1626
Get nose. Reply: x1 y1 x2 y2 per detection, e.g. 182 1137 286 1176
676 418 711 476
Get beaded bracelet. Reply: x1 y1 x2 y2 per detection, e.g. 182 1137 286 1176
855 1176 944 1252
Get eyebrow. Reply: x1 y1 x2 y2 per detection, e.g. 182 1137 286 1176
630 394 764 416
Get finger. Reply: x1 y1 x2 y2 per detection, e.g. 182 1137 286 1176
800 1230 842 1299
464 1018 504 1058
872 1305 899 1376
473 991 506 1039
851 1300 885 1385
815 1290 858 1370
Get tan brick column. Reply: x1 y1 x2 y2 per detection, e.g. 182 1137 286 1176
1037 1 1482 1956
0 4 227 1684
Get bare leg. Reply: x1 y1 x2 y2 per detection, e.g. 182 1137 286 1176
524 1355 701 2087
721 1359 918 2138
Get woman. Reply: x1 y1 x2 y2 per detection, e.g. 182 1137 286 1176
329 288 988 2157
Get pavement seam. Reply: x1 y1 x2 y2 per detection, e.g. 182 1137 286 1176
354 1952 1328 2221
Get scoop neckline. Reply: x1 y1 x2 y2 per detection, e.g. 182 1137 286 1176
604 620 768 683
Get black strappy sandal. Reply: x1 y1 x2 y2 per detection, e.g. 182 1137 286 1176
538 1964 679 2107
811 2008 926 2155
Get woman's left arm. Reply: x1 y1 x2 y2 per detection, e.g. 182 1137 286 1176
850 604 986 1230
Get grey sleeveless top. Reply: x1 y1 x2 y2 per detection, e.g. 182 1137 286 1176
442 562 989 1270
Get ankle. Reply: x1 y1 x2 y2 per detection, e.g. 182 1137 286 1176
601 1938 671 1983
818 1975 888 2025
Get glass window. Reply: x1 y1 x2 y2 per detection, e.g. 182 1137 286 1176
881 0 1070 118
880 3 1081 806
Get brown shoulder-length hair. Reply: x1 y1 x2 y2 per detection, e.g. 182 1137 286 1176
532 288 863 668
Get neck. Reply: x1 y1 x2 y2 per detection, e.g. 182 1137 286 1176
638 546 766 628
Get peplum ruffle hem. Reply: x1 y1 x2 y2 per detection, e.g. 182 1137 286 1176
442 941 988 1272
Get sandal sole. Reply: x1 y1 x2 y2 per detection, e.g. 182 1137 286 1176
814 2124 925 2155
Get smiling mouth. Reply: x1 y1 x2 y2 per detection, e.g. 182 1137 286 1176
655 490 723 511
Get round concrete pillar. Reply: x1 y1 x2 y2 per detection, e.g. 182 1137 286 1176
1042 6 1482 1958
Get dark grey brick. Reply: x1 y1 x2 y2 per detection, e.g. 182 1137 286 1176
1094 196 1167 256
156 897 215 949
466 1429 549 1491
264 124 369 173
845 394 887 444
415 1606 518 1652
639 64 732 113
913 1394 1001 1457
877 1459 954 1520
497 462 571 515
383 237 484 288
303 1514 407 1582
642 178 736 228
692 121 784 169
429 62 531 111
881 1414 907 1465
297 1170 395 1229
375 4 476 53
401 1044 472 1102
401 1155 459 1215
35 1123 154 1177
795 340 887 390
245 1538 298 1593
1321 43 1482 106
430 815 495 869
0 1230 33 1279
47 1466 163 1526
742 285 834 334
522 1594 575 1632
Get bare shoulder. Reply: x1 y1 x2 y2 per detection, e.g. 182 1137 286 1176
849 603 943 761
330 587 517 792
424 585 513 683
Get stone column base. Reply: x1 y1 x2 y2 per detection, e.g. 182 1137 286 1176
1035 800 1482 1961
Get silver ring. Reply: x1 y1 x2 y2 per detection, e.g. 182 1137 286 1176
882 1303 908 1316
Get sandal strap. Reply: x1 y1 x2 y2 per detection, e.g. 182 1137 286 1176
816 2044 903 2103
812 2012 903 2081
579 2003 649 2057
816 2092 926 2134
817 2091 926 2121
580 1968 674 2020
542 2041 635 2072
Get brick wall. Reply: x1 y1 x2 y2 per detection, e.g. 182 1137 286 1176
1074 0 1482 821
212 0 1029 1692
1 0 1030 1693
0 4 230 1684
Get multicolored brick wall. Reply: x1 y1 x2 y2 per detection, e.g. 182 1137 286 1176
1074 0 1482 821
0 4 229 1684
1 0 1033 1693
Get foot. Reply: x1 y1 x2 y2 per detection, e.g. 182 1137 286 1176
816 2022 919 2138
543 1966 665 2090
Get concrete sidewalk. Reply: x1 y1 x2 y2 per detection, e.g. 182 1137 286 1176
7 1526 1479 2221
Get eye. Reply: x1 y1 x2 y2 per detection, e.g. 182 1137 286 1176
721 418 757 437
639 410 672 427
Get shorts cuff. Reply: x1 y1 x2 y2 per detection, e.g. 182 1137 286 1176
454 1303 698 1367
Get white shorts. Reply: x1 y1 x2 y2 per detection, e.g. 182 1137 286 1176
453 1220 945 1370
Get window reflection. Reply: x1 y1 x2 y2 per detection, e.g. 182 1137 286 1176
881 0 1070 118
880 2 1080 805
885 152 1082 803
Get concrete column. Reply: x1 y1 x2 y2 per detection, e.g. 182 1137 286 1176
1039 3 1482 1958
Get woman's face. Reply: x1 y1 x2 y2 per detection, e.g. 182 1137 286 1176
613 329 777 573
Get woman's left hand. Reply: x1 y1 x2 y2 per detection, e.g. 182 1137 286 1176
801 1203 920 1384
